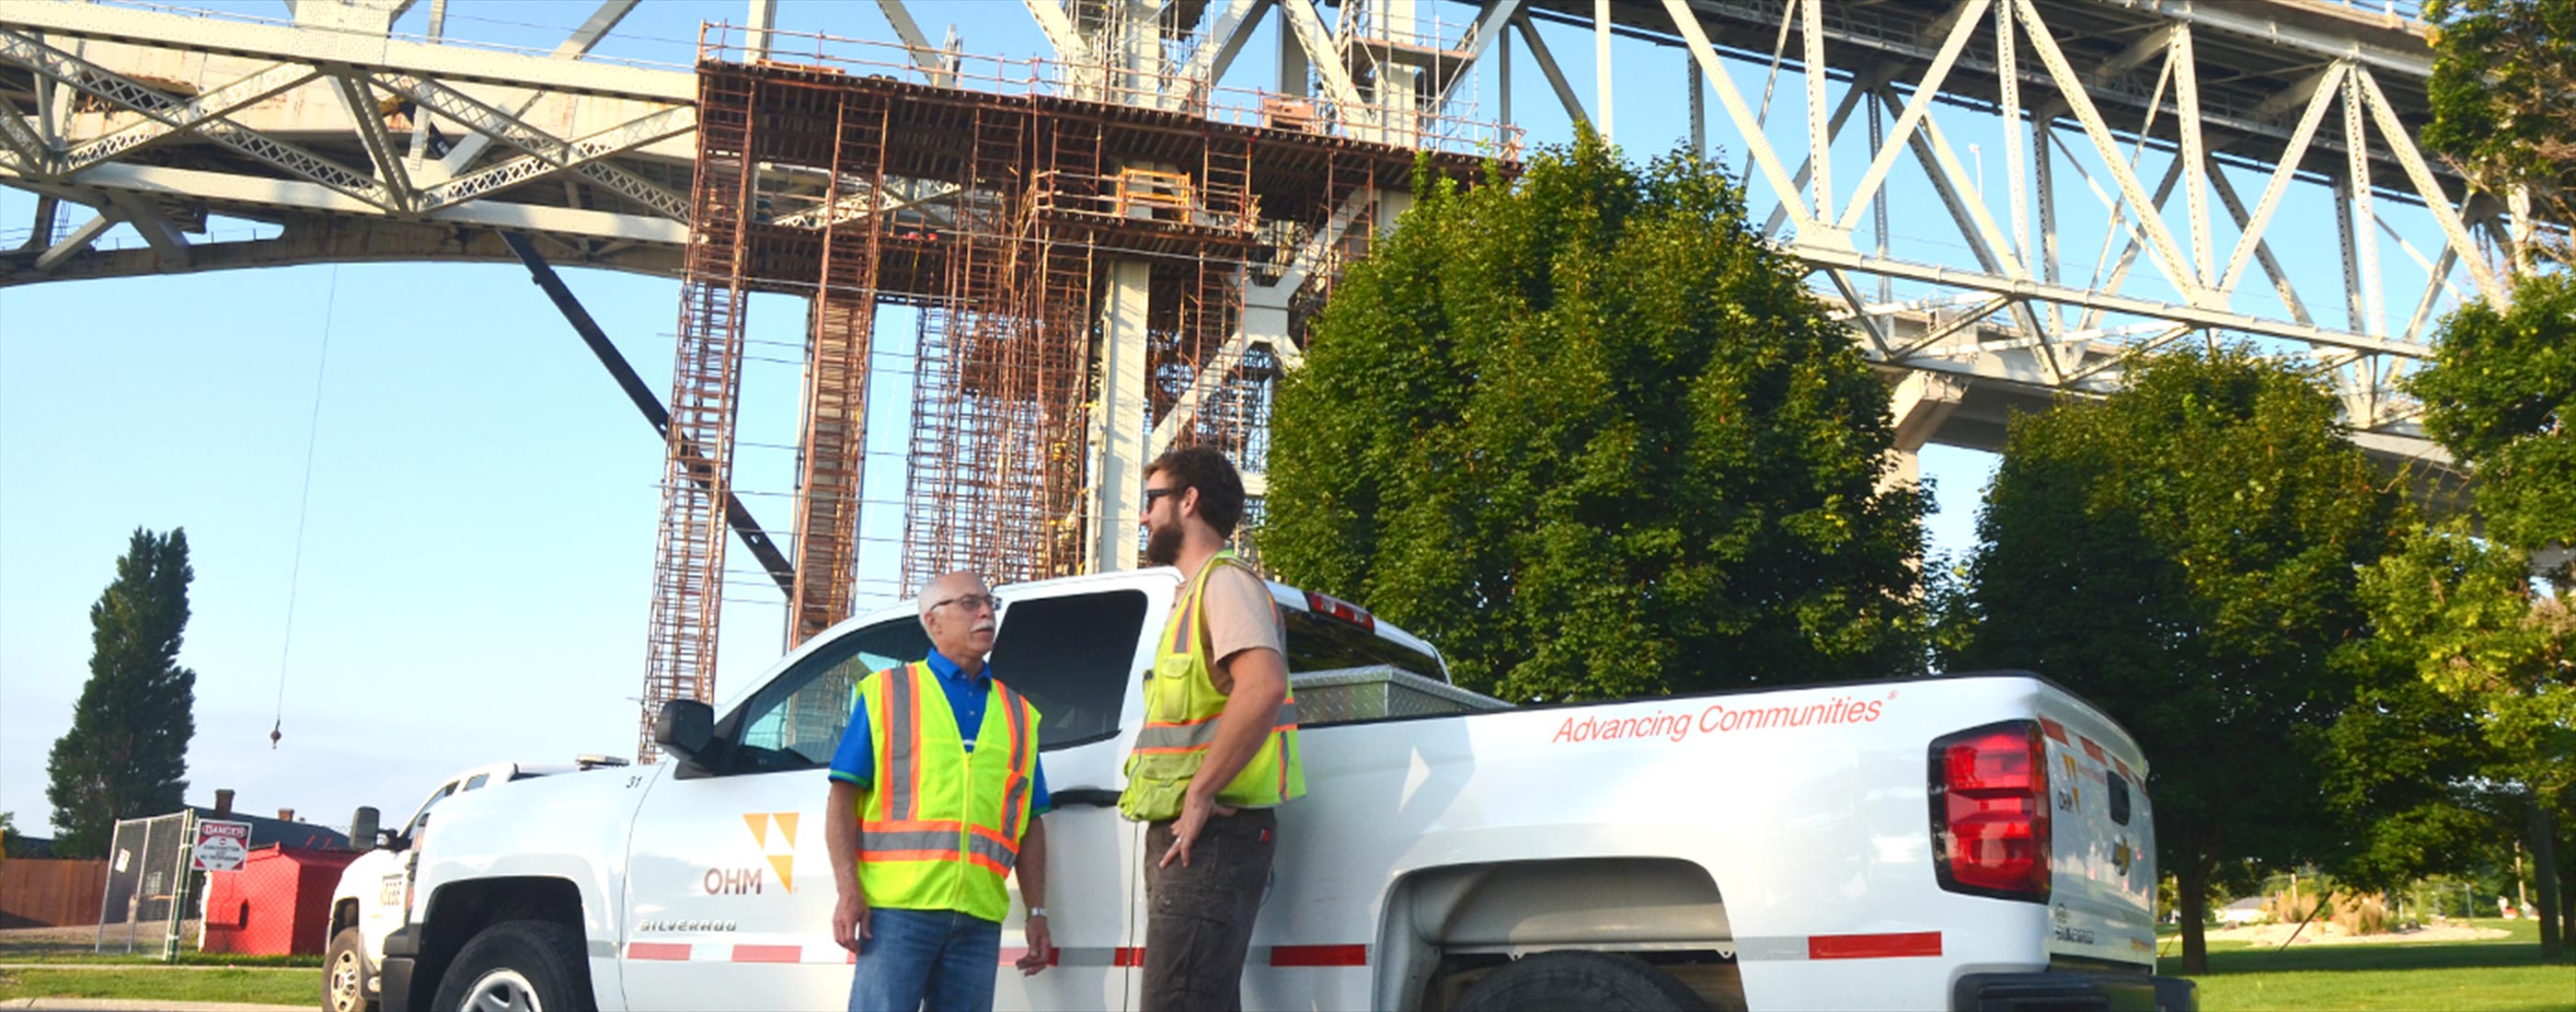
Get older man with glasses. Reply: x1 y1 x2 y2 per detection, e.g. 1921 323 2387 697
825 570 1056 1012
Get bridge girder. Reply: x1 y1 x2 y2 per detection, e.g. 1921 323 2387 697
0 0 696 286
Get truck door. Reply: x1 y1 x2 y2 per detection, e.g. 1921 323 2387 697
620 610 928 1011
982 583 1158 1012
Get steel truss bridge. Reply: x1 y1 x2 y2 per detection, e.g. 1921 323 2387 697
4 0 2552 750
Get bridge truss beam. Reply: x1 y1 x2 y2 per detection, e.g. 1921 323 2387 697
0 0 696 282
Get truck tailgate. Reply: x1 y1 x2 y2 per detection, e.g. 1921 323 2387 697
2038 690 2159 968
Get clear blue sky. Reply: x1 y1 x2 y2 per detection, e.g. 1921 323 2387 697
0 0 2449 836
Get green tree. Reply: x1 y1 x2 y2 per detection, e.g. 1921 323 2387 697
2358 529 2575 960
45 528 198 859
2399 267 2576 959
1948 349 2408 972
2422 0 2575 265
2408 271 2576 586
1261 135 1926 701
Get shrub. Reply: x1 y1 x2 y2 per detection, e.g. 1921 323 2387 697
2331 891 2394 936
2264 889 2321 926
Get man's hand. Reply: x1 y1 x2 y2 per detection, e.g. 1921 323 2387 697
834 889 872 952
1016 914 1052 975
1156 792 1237 868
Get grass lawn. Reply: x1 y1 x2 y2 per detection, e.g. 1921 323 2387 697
0 966 315 1006
2180 917 2576 1011
4 951 322 968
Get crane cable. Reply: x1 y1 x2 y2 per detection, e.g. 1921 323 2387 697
270 264 339 749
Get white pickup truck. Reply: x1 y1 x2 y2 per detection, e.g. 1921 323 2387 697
329 568 2191 1011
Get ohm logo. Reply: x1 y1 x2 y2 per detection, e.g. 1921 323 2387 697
704 811 800 894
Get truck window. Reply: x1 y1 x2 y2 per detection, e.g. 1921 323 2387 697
986 590 1148 751
729 615 933 774
1282 608 1443 680
402 781 460 837
462 774 489 791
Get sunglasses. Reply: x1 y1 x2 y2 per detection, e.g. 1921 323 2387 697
1143 487 1180 507
930 593 1004 614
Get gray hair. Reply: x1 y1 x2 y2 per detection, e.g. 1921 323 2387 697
917 570 983 631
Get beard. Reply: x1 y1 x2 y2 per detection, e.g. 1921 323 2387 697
1144 522 1183 566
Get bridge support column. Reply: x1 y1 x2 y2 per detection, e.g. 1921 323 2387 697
1881 370 1966 498
1088 258 1153 572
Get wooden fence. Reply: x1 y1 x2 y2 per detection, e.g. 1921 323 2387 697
1 858 109 927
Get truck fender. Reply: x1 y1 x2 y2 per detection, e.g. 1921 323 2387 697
393 877 591 1012
1374 857 1738 1010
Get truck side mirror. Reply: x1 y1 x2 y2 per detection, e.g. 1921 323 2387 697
349 806 380 853
653 699 716 764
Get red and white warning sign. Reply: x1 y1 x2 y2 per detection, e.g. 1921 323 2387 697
191 819 252 871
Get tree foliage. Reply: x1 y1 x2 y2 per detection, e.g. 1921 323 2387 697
45 528 198 859
2361 523 2574 798
2359 519 2576 957
2407 270 2576 584
1260 134 1926 701
1946 349 2409 971
2423 0 2576 264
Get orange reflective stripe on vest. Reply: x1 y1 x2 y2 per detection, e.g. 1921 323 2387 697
1118 552 1305 821
853 661 1041 922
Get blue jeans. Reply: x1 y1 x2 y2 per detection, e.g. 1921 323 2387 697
847 906 1002 1012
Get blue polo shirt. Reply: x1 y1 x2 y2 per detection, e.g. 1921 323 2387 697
827 652 1051 816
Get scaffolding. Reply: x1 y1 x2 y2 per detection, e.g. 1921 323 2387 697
630 24 1509 758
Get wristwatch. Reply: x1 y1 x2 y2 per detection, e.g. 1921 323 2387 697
1028 907 1048 919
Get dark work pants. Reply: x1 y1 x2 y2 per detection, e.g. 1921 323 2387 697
1141 808 1276 1012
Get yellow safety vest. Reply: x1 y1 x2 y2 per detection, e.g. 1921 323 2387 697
853 661 1041 924
1120 552 1305 822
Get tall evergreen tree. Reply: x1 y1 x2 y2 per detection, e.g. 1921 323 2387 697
45 528 198 859
1261 134 1926 701
1948 350 2408 972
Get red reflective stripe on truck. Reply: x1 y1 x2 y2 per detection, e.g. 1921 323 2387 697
1270 944 1369 967
730 945 800 963
2037 718 2069 743
1807 931 1943 960
2114 757 2134 781
2079 736 2107 762
626 942 691 960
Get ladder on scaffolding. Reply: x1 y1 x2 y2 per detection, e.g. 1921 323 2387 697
640 67 757 763
788 90 890 647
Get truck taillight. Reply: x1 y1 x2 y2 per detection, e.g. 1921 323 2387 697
1930 720 2051 903
1303 591 1375 632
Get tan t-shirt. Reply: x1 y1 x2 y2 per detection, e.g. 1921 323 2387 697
1187 560 1285 693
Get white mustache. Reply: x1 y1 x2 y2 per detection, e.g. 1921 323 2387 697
973 620 996 634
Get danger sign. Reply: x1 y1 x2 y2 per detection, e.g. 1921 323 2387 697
192 819 252 871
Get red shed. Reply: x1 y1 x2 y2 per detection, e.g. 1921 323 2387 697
200 845 359 956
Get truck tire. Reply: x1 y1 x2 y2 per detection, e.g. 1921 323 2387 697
429 920 594 1012
1454 951 1710 1012
324 926 375 1012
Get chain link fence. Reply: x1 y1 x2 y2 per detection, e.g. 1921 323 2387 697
93 811 201 956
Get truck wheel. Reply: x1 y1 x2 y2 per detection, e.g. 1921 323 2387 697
1454 951 1710 1012
429 920 594 1012
323 926 375 1012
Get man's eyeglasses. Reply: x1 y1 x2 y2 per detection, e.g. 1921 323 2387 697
930 593 1004 614
1143 486 1179 508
